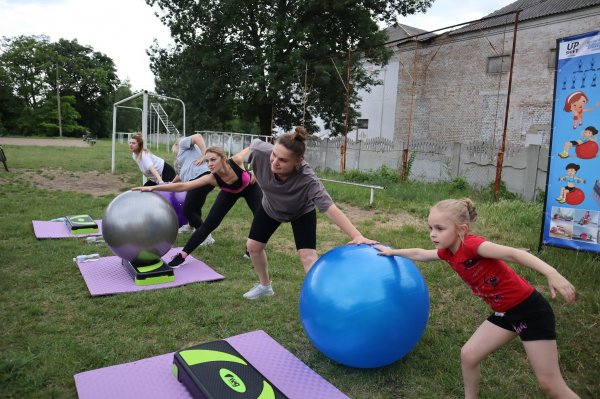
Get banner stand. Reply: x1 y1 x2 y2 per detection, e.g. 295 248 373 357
540 30 600 254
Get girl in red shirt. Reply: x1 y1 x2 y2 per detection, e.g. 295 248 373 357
374 198 578 399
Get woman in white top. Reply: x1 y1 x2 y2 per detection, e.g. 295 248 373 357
129 133 176 186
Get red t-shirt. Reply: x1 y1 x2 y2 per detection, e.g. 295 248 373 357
437 234 534 312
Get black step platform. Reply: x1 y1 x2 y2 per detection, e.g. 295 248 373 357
65 214 98 234
122 259 175 286
173 340 288 399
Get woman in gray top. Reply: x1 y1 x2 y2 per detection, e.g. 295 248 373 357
239 126 377 300
171 134 214 235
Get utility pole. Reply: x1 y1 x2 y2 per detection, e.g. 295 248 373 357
494 10 520 200
56 61 62 137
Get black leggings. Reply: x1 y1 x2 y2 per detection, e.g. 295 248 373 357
143 162 177 186
183 183 263 254
183 172 214 228
248 206 317 250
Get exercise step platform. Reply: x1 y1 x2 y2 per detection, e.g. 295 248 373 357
173 340 288 399
66 214 99 234
122 259 175 286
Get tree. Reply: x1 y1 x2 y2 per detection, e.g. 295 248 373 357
0 35 120 136
147 40 240 132
51 39 119 136
113 80 144 133
37 95 84 136
0 35 53 108
0 67 22 135
146 0 433 135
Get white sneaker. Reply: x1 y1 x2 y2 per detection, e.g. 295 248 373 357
178 225 194 234
200 233 215 246
243 283 274 300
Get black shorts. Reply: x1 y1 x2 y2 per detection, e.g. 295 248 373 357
248 204 317 250
487 290 556 341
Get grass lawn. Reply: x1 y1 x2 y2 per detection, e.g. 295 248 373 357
0 139 598 398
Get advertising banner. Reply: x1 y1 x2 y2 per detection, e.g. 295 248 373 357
542 30 600 253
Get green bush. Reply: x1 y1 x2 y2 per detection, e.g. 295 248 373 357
480 180 519 201
339 165 401 186
450 176 469 193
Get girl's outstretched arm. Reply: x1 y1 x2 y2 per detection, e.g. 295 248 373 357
373 244 439 262
477 241 577 304
132 173 217 192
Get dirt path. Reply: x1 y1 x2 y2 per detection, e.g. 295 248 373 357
0 137 90 147
0 167 132 197
20 168 132 197
0 138 425 225
3 165 425 227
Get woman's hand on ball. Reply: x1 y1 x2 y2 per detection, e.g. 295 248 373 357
131 186 153 192
347 235 378 245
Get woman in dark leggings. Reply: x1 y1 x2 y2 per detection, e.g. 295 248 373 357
170 134 214 235
239 126 377 300
134 146 262 267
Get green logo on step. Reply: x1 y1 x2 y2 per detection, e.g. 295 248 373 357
219 368 246 393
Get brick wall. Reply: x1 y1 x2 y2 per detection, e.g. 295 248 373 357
393 8 600 147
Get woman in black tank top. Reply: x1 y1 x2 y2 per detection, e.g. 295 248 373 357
133 146 262 267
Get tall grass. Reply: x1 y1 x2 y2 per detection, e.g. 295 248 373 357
0 140 598 398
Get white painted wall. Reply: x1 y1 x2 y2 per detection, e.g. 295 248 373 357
314 57 399 140
354 58 399 141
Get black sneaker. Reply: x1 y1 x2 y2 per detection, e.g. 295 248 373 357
243 250 251 260
168 253 187 268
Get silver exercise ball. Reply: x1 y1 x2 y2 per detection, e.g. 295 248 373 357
102 190 178 265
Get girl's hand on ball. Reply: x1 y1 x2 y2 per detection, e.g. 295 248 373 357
373 244 394 256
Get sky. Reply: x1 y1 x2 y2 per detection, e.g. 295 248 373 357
1 0 517 92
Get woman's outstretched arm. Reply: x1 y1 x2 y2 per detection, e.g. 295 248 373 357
133 173 217 192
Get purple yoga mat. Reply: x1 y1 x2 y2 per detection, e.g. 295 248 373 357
76 248 224 296
74 330 350 399
32 220 103 238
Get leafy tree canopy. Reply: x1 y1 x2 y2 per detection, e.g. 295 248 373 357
113 80 145 133
0 35 119 137
146 0 433 135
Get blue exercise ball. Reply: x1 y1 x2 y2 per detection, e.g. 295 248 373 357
299 244 430 368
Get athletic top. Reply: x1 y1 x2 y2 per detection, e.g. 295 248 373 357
132 151 165 183
213 159 252 194
437 234 534 312
246 139 333 222
177 136 209 182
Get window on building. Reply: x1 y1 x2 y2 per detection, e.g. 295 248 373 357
487 55 511 74
548 48 557 69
